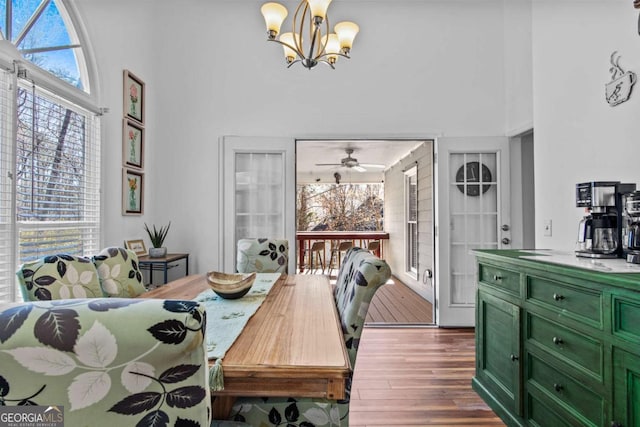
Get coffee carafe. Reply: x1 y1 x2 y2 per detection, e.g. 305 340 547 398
575 181 636 258
622 191 640 263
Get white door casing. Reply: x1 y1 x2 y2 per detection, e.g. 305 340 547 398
435 137 511 327
219 136 296 274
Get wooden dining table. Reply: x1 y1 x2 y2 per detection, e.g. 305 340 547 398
139 273 350 418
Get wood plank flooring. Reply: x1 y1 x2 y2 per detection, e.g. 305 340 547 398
350 327 504 426
366 277 434 324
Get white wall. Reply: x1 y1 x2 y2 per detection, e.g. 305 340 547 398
74 0 513 274
532 0 640 251
504 0 533 134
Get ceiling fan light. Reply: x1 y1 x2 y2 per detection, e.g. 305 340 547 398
261 2 288 39
307 0 332 21
334 21 359 54
279 32 300 63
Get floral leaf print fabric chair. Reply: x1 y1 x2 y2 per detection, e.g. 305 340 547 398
228 247 391 426
92 247 147 297
0 298 212 426
16 254 104 301
236 238 289 274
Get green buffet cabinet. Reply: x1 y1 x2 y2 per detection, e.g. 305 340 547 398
472 249 640 427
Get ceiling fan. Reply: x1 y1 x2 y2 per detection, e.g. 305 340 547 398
315 148 385 172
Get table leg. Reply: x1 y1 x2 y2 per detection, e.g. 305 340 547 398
213 395 237 419
163 263 168 284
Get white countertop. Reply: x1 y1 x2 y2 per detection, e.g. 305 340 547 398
519 250 640 273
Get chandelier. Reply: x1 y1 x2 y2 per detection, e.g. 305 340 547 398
260 0 359 69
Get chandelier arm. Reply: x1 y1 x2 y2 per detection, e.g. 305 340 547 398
315 51 351 60
317 15 330 58
292 0 306 55
287 59 302 68
318 59 336 70
267 38 304 59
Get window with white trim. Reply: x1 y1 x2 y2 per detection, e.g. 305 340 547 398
405 166 418 278
0 0 99 303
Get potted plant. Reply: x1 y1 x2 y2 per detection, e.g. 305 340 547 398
144 222 171 258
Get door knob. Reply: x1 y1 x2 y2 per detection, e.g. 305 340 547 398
502 238 511 245
501 224 510 231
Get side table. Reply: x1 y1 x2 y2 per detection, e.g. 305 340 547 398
138 253 189 286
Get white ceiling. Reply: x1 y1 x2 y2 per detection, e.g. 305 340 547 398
296 139 425 184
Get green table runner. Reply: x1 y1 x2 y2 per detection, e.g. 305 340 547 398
194 272 281 391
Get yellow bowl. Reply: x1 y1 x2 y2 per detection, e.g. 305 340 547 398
206 271 256 299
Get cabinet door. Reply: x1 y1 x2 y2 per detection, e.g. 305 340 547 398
220 136 296 273
476 290 522 416
612 348 640 427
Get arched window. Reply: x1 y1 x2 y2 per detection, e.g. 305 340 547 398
0 0 90 92
0 0 100 302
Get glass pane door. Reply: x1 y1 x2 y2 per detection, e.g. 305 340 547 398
449 152 498 305
235 152 284 241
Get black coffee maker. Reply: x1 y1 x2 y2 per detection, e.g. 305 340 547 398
622 191 640 263
575 181 636 258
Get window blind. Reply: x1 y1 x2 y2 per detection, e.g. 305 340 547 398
0 68 16 302
15 80 101 266
0 72 101 303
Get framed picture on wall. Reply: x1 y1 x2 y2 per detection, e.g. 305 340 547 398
123 168 144 215
123 119 144 169
124 69 144 124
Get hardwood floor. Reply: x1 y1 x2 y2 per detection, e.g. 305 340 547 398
366 276 434 324
350 327 504 426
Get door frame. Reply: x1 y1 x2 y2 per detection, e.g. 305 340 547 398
435 136 511 327
218 136 296 274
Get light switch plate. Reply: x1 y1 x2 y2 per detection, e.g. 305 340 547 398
543 220 552 237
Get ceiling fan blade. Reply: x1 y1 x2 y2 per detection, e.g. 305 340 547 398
353 165 367 172
359 163 385 169
315 163 343 166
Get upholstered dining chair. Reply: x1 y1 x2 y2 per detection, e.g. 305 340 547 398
236 238 289 274
92 247 147 297
227 247 391 426
17 254 104 301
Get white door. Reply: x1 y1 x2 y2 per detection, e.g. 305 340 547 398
435 137 511 327
219 136 296 274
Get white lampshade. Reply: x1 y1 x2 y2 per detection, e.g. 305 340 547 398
334 21 359 52
261 2 288 36
321 33 340 63
307 0 332 20
279 32 301 63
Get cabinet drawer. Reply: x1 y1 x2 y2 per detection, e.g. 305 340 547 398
526 353 604 426
526 313 603 380
479 263 521 297
526 275 603 328
613 295 640 344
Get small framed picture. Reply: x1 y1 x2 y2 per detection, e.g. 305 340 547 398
123 168 144 215
125 239 147 256
123 119 144 169
124 69 145 124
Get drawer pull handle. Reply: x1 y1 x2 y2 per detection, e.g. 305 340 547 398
553 293 565 301
610 422 623 427
553 383 563 392
493 274 502 281
552 336 564 345
510 354 519 362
